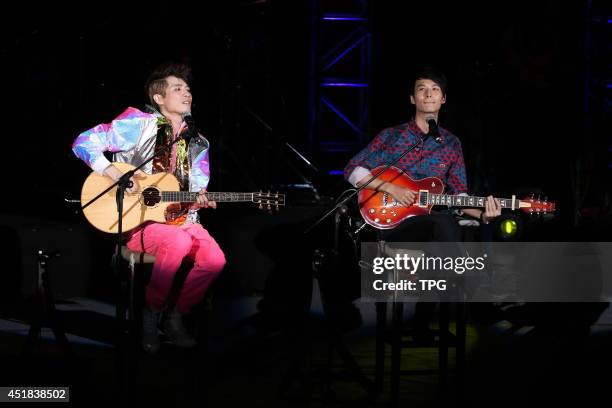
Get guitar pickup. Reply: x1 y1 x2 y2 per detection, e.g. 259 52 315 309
418 190 429 207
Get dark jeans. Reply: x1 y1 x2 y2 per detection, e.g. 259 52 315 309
380 212 462 243
379 213 463 328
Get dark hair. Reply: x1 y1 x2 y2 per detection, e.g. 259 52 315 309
144 62 193 109
410 66 447 96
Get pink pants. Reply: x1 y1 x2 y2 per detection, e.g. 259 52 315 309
126 222 226 314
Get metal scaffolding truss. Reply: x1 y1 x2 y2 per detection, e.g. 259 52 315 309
308 0 371 173
573 0 611 222
584 1 611 168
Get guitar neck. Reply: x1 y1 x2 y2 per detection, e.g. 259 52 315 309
426 193 519 210
161 192 254 203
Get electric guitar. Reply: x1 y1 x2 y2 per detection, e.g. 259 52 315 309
80 162 285 233
359 166 555 230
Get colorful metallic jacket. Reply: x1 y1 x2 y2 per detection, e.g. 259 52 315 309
72 107 211 224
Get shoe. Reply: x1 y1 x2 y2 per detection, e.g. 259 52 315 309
162 309 197 348
142 306 162 354
470 303 506 325
502 303 538 326
411 327 436 345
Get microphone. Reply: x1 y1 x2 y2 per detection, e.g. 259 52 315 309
425 116 442 144
181 111 198 141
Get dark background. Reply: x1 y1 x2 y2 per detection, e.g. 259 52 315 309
2 1 609 219
0 2 610 406
0 1 609 298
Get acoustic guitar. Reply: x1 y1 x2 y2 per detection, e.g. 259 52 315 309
81 162 285 233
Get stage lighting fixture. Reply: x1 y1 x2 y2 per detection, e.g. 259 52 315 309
497 214 522 241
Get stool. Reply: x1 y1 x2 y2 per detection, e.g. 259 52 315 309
115 246 211 341
119 246 155 324
374 243 466 407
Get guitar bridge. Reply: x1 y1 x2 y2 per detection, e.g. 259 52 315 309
382 192 397 207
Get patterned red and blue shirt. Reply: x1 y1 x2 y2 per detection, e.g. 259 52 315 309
344 120 468 195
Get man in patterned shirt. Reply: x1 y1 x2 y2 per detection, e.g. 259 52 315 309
344 67 501 337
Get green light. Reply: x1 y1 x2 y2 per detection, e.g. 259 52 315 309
501 219 518 236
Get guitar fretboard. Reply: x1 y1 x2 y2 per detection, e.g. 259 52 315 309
161 192 254 202
424 193 518 209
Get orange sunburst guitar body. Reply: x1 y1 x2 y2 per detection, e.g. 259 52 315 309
358 166 555 230
358 166 443 230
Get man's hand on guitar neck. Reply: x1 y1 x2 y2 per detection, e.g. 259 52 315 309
193 189 217 210
463 196 501 224
103 164 146 194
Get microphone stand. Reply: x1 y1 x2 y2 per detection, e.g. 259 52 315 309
295 131 435 397
304 131 435 235
81 124 195 403
285 142 319 173
245 106 322 202
284 142 321 202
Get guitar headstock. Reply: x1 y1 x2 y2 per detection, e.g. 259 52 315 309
253 191 285 211
520 194 556 215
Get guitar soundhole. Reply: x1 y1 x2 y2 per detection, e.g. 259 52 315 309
141 187 161 207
